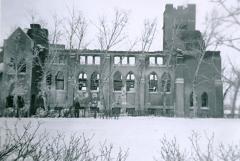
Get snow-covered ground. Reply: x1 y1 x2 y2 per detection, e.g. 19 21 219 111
1 117 240 161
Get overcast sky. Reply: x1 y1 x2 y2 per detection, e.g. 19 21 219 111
1 0 215 48
0 0 239 65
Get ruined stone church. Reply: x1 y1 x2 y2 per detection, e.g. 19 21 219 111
0 4 223 117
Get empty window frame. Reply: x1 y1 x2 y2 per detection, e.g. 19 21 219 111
80 56 86 64
201 92 208 107
156 57 163 65
129 57 135 65
161 73 171 92
114 56 121 65
114 56 136 65
149 57 156 65
122 57 128 65
149 73 158 92
87 56 93 64
55 71 64 90
91 72 100 91
79 73 87 91
126 72 135 91
149 56 163 65
113 71 123 91
94 56 100 65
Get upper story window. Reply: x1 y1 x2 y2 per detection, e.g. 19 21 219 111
80 55 100 65
87 56 93 64
114 56 121 65
114 56 136 65
80 56 86 64
53 55 65 64
149 56 163 66
129 57 135 65
122 57 128 65
94 56 100 65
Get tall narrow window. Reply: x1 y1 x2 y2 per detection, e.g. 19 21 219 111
55 71 64 90
201 92 208 107
91 72 100 91
161 73 171 92
126 72 135 91
149 72 158 92
190 92 193 107
79 73 87 91
113 71 123 91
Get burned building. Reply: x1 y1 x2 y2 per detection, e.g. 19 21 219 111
0 4 223 117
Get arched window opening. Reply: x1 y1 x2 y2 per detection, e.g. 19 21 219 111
79 73 87 91
161 73 171 92
113 72 123 91
149 72 158 92
126 72 135 91
55 71 64 90
91 72 100 91
201 92 208 107
190 92 193 107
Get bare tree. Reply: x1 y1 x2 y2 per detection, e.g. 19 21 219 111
210 0 240 117
0 121 129 161
154 136 187 161
96 9 128 111
155 131 240 161
50 14 63 45
136 19 157 111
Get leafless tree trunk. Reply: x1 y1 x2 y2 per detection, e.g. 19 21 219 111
137 19 157 110
210 0 240 117
96 9 128 111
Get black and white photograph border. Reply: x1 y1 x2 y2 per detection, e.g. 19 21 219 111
0 0 240 161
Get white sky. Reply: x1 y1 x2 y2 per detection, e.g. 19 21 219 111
1 0 216 49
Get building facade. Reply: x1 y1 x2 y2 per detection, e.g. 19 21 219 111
0 4 223 117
